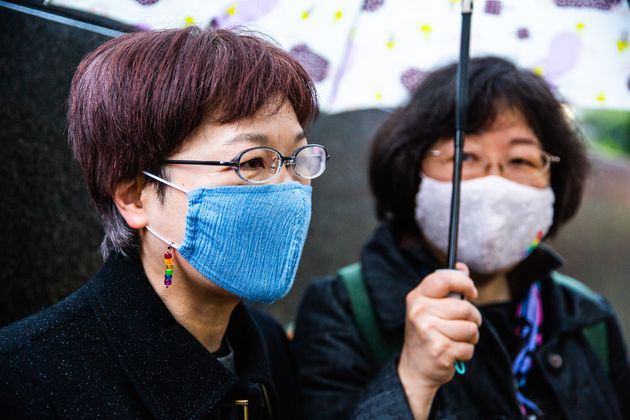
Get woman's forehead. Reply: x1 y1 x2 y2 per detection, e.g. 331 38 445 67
433 108 542 151
170 107 305 159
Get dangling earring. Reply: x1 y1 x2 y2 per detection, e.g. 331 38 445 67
164 245 174 288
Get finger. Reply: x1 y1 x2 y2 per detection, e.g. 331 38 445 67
418 270 477 300
406 293 482 327
422 331 475 368
424 299 483 326
432 318 480 344
451 342 476 362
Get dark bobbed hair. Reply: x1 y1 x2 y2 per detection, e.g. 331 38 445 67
68 27 318 258
369 56 589 239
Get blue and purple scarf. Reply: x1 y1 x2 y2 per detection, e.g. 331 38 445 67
512 281 544 416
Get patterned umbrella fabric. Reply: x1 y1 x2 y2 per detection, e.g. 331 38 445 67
50 0 630 113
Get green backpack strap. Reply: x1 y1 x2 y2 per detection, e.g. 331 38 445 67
551 272 609 375
583 322 609 375
338 263 400 367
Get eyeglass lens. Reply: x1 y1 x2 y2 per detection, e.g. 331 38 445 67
431 148 557 183
460 150 553 181
237 148 282 183
294 145 327 179
237 145 327 183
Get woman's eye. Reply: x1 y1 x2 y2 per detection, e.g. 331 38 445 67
462 152 479 162
240 157 265 171
510 157 538 168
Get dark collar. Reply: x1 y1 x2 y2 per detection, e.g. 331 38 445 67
85 252 274 420
540 271 614 336
360 224 584 334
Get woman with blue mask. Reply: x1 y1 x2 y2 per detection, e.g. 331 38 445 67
0 28 326 419
293 57 630 419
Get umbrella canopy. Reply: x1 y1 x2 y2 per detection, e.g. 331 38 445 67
48 0 630 113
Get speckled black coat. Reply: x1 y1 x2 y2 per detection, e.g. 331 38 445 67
0 252 299 419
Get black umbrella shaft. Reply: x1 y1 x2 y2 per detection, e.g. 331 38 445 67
447 4 472 270
447 130 465 269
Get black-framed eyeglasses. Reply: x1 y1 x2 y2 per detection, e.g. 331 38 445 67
162 144 330 184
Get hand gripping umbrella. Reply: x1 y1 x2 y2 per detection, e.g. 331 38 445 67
447 0 473 376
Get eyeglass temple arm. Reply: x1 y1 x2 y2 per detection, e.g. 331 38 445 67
161 159 238 167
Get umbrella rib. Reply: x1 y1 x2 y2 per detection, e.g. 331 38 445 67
0 1 125 38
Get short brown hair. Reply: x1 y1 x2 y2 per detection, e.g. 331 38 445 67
369 56 589 239
68 27 318 257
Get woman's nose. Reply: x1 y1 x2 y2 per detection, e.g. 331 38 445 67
484 161 504 177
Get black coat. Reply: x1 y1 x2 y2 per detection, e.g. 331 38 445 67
0 252 299 419
293 224 630 419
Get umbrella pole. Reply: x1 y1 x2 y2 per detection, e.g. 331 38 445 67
448 0 473 377
446 0 473 270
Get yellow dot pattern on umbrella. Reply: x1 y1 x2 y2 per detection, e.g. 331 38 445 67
25 0 629 113
184 16 195 27
375 91 383 101
420 24 433 39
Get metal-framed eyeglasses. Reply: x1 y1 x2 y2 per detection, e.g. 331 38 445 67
162 144 330 184
427 148 561 183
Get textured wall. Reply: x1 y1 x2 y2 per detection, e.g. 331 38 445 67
548 156 630 337
0 6 106 326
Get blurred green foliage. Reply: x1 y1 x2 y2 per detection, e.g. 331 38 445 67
577 110 630 157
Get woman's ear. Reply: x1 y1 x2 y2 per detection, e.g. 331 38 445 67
113 176 148 229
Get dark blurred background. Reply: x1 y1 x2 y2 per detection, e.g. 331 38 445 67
2 3 629 342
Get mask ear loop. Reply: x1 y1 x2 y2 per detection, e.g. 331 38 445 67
142 170 192 287
145 226 179 250
142 171 189 194
141 171 187 288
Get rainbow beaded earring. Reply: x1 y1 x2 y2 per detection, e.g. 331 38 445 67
164 245 174 288
526 230 545 256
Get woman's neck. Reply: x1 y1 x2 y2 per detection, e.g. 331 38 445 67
141 249 239 353
472 271 511 305
419 237 513 305
159 285 237 353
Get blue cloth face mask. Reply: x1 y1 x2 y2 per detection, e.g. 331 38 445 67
142 172 312 304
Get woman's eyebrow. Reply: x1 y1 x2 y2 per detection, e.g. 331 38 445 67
223 131 306 146
510 137 540 147
223 132 269 146
295 131 307 143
